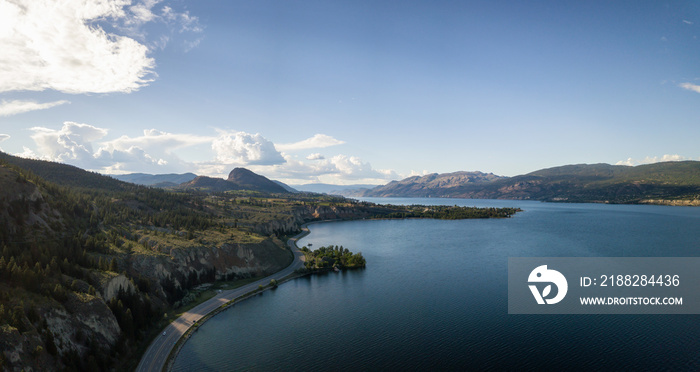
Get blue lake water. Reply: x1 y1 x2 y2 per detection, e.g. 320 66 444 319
172 198 700 371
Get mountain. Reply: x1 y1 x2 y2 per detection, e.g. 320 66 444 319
0 151 131 192
361 162 700 204
227 168 289 193
290 183 379 196
112 172 197 187
362 171 505 198
179 168 289 193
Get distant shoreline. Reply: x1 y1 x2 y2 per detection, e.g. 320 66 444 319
358 195 700 207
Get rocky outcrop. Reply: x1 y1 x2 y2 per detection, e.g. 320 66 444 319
0 325 52 372
0 293 121 372
100 274 137 302
45 294 121 355
127 239 291 300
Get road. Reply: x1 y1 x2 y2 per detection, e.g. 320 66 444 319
135 225 309 372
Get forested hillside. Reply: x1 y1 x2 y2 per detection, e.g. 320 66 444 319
0 154 298 371
0 158 227 371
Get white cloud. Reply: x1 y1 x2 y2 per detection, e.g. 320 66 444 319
276 134 345 151
0 0 201 95
161 6 202 33
120 2 203 51
0 99 70 117
95 145 169 174
129 0 161 25
102 129 212 153
679 82 700 94
616 154 695 166
330 155 374 177
92 128 212 173
29 122 108 167
212 131 285 166
683 20 693 25
0 133 8 151
251 153 398 185
158 5 203 52
21 122 397 185
25 122 202 173
23 123 87 164
0 0 155 94
306 153 325 160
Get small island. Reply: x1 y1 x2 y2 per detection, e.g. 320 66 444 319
299 245 366 272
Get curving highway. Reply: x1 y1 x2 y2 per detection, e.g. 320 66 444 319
135 225 309 372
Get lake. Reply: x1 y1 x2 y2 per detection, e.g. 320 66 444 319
172 198 700 371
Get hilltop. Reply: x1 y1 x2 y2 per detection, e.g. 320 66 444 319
177 168 290 193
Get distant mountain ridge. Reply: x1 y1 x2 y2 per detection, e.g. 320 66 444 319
360 162 700 204
112 172 197 187
3 150 698 204
363 171 504 197
290 183 379 196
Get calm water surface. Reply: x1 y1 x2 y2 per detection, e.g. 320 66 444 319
173 199 700 371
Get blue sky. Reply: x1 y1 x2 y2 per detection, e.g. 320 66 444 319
1 0 699 185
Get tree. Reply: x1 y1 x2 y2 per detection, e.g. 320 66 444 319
44 329 58 356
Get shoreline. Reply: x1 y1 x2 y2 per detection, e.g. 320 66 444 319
161 219 368 371
358 195 700 207
137 223 311 372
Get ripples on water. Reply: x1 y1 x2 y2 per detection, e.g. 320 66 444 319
173 199 700 371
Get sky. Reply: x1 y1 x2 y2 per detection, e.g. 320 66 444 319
1 0 699 185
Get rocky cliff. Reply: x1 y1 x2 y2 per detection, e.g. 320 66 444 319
127 238 291 301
